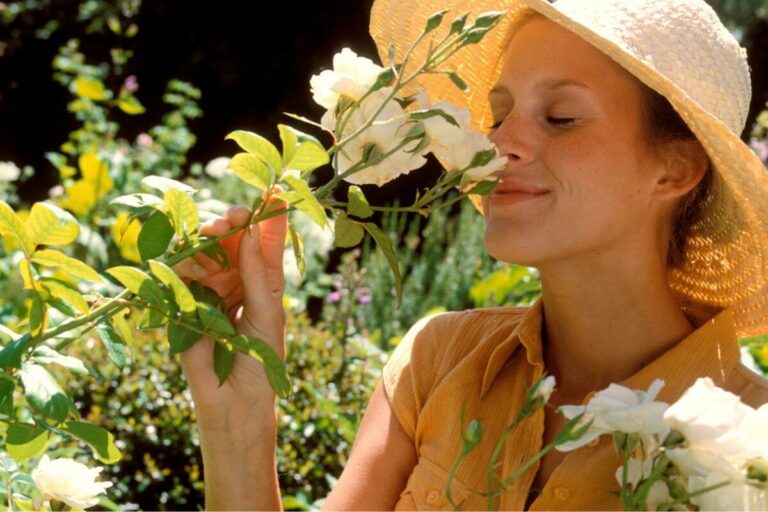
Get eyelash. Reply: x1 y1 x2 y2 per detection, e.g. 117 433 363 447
489 116 577 130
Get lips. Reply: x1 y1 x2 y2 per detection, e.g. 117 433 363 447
491 180 550 196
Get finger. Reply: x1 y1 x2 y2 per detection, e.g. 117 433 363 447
258 199 288 293
226 205 251 228
173 258 210 280
199 217 230 237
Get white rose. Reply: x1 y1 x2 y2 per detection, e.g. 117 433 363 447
420 100 472 146
204 157 233 178
687 468 766 511
0 161 21 182
431 130 507 182
310 48 384 111
557 379 669 452
32 455 112 510
324 88 427 186
664 377 754 459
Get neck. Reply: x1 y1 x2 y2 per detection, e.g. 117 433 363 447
537 250 694 403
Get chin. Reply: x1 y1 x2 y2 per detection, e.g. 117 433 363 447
483 225 547 267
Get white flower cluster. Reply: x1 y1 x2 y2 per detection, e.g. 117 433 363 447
558 377 768 510
310 48 506 186
32 455 112 509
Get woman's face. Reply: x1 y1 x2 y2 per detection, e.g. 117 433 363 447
482 16 667 267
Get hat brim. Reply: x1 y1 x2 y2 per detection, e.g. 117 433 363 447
370 0 768 336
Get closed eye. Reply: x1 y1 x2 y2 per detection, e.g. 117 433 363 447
546 116 577 127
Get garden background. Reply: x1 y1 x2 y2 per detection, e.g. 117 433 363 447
1 0 767 510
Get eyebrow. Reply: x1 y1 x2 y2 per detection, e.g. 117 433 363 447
489 79 592 97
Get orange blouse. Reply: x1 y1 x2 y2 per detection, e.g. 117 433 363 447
381 299 768 510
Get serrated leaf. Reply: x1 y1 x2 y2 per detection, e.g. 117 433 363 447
196 302 236 337
26 202 80 247
347 186 373 219
362 223 402 302
0 200 34 256
0 378 14 417
0 335 32 369
138 210 174 261
110 193 164 209
228 153 271 190
106 266 164 304
149 260 197 314
279 176 327 228
39 278 89 315
62 421 122 464
6 423 49 463
334 215 365 248
167 317 203 355
288 226 305 278
164 188 199 242
225 130 282 173
31 346 88 375
229 335 290 398
141 175 195 195
31 249 104 283
213 341 235 386
19 364 74 423
95 324 129 368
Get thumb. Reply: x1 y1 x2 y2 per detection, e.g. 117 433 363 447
237 207 288 308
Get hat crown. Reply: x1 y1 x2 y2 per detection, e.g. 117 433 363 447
553 0 751 135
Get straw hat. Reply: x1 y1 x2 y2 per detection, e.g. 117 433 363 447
369 0 768 337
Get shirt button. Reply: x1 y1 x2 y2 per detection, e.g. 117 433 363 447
554 486 571 501
426 489 441 505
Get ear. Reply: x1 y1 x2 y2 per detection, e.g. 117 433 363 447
652 139 709 200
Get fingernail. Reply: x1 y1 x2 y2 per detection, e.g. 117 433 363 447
190 262 207 276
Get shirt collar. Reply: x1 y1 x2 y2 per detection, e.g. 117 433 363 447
478 299 740 401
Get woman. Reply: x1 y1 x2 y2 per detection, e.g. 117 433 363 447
175 0 768 509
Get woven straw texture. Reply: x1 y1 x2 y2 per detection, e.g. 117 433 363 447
370 0 768 337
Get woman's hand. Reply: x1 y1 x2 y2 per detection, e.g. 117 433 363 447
173 198 288 419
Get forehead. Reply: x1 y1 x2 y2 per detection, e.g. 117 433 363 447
494 17 639 95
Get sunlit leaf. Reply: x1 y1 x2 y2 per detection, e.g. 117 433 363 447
95 324 129 368
110 193 164 209
0 335 32 369
0 200 34 256
79 152 113 193
279 176 327 228
288 225 305 277
111 212 142 263
213 342 235 387
39 277 89 314
19 364 75 423
196 302 236 337
228 153 271 190
164 188 199 242
62 421 122 464
32 249 104 283
106 266 164 304
347 186 373 219
6 423 49 463
31 346 88 375
149 260 197 314
141 175 195 195
225 130 282 173
116 95 145 115
26 202 79 247
73 77 109 101
278 124 300 166
19 259 34 289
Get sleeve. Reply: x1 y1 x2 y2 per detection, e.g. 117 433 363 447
381 312 454 442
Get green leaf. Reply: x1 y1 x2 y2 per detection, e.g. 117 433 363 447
370 68 395 92
95 324 129 368
469 149 498 169
362 223 402 302
110 193 164 209
288 226 305 278
26 202 80 247
149 260 197 314
334 215 365 248
39 278 89 315
141 175 196 195
447 72 469 92
116 95 145 115
110 310 134 361
167 317 203 355
225 130 282 174
6 423 49 463
163 188 199 242
424 9 449 34
189 283 226 310
408 108 460 127
289 141 330 174
31 249 104 283
0 335 32 369
138 210 175 261
201 240 230 271
0 378 14 417
279 176 327 228
139 308 166 329
31 346 88 375
347 186 374 219
0 200 34 256
228 153 271 190
278 124 300 165
19 364 75 424
197 302 236 337
62 421 122 464
106 266 165 304
462 26 491 45
229 335 290 398
213 342 235 386
466 179 499 196
29 294 45 335
73 77 109 101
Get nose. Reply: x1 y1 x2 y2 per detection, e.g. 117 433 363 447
488 111 535 167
